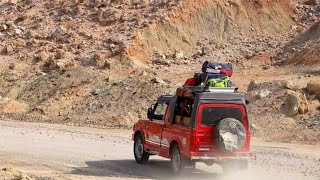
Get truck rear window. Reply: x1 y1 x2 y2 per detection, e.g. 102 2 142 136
201 107 242 126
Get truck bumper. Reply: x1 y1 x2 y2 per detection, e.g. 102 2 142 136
189 152 254 161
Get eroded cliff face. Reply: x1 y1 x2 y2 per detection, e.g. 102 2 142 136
278 21 320 66
127 0 295 62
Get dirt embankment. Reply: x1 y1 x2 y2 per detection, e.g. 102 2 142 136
128 0 295 62
0 0 320 145
0 0 296 126
275 21 320 67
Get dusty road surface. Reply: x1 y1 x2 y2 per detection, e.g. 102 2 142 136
0 120 319 180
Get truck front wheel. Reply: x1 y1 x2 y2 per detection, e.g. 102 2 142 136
134 134 149 164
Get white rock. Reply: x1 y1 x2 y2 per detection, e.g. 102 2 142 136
151 77 165 84
257 89 271 99
174 51 184 59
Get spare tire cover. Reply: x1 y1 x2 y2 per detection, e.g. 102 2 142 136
215 118 246 152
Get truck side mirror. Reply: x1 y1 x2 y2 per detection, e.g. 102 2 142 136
245 100 250 105
147 107 153 120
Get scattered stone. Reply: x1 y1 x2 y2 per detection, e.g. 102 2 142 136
0 23 8 31
152 59 170 66
251 123 259 130
306 80 320 98
174 51 184 59
103 60 113 69
140 71 148 76
5 45 14 54
55 49 66 59
257 89 271 99
0 96 10 104
283 80 296 90
151 77 166 84
8 62 15 70
14 28 23 35
262 65 271 70
248 80 258 91
8 0 19 5
3 73 19 82
97 10 120 26
92 88 102 96
52 25 68 39
280 117 297 130
34 51 49 63
308 94 317 101
12 38 26 47
305 0 317 5
56 59 76 69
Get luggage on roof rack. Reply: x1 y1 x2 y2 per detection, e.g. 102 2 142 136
201 61 233 77
176 86 238 99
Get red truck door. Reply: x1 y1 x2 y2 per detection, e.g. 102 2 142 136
145 103 168 153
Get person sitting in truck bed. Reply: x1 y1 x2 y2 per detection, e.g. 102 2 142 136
174 97 193 127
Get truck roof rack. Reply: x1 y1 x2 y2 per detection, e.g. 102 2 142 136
183 86 238 93
206 87 238 93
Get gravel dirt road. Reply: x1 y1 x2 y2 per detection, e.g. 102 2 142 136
0 119 319 180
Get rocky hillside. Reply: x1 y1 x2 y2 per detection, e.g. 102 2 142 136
127 0 297 65
275 21 320 67
0 0 319 144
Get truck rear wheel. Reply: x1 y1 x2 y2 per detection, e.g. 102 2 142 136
170 145 187 175
134 134 149 164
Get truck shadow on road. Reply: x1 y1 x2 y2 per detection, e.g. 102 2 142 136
71 159 220 179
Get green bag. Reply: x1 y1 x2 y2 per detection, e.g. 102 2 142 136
207 76 231 87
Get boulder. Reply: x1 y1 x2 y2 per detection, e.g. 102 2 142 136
283 91 309 117
283 80 297 90
151 77 165 84
257 89 271 99
247 80 258 91
306 80 320 99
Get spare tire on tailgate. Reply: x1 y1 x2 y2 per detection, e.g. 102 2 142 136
215 118 246 152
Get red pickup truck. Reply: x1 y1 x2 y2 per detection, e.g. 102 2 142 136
132 88 252 174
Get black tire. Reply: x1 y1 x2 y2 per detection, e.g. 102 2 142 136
170 145 186 175
215 118 246 152
134 134 149 164
222 159 248 173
